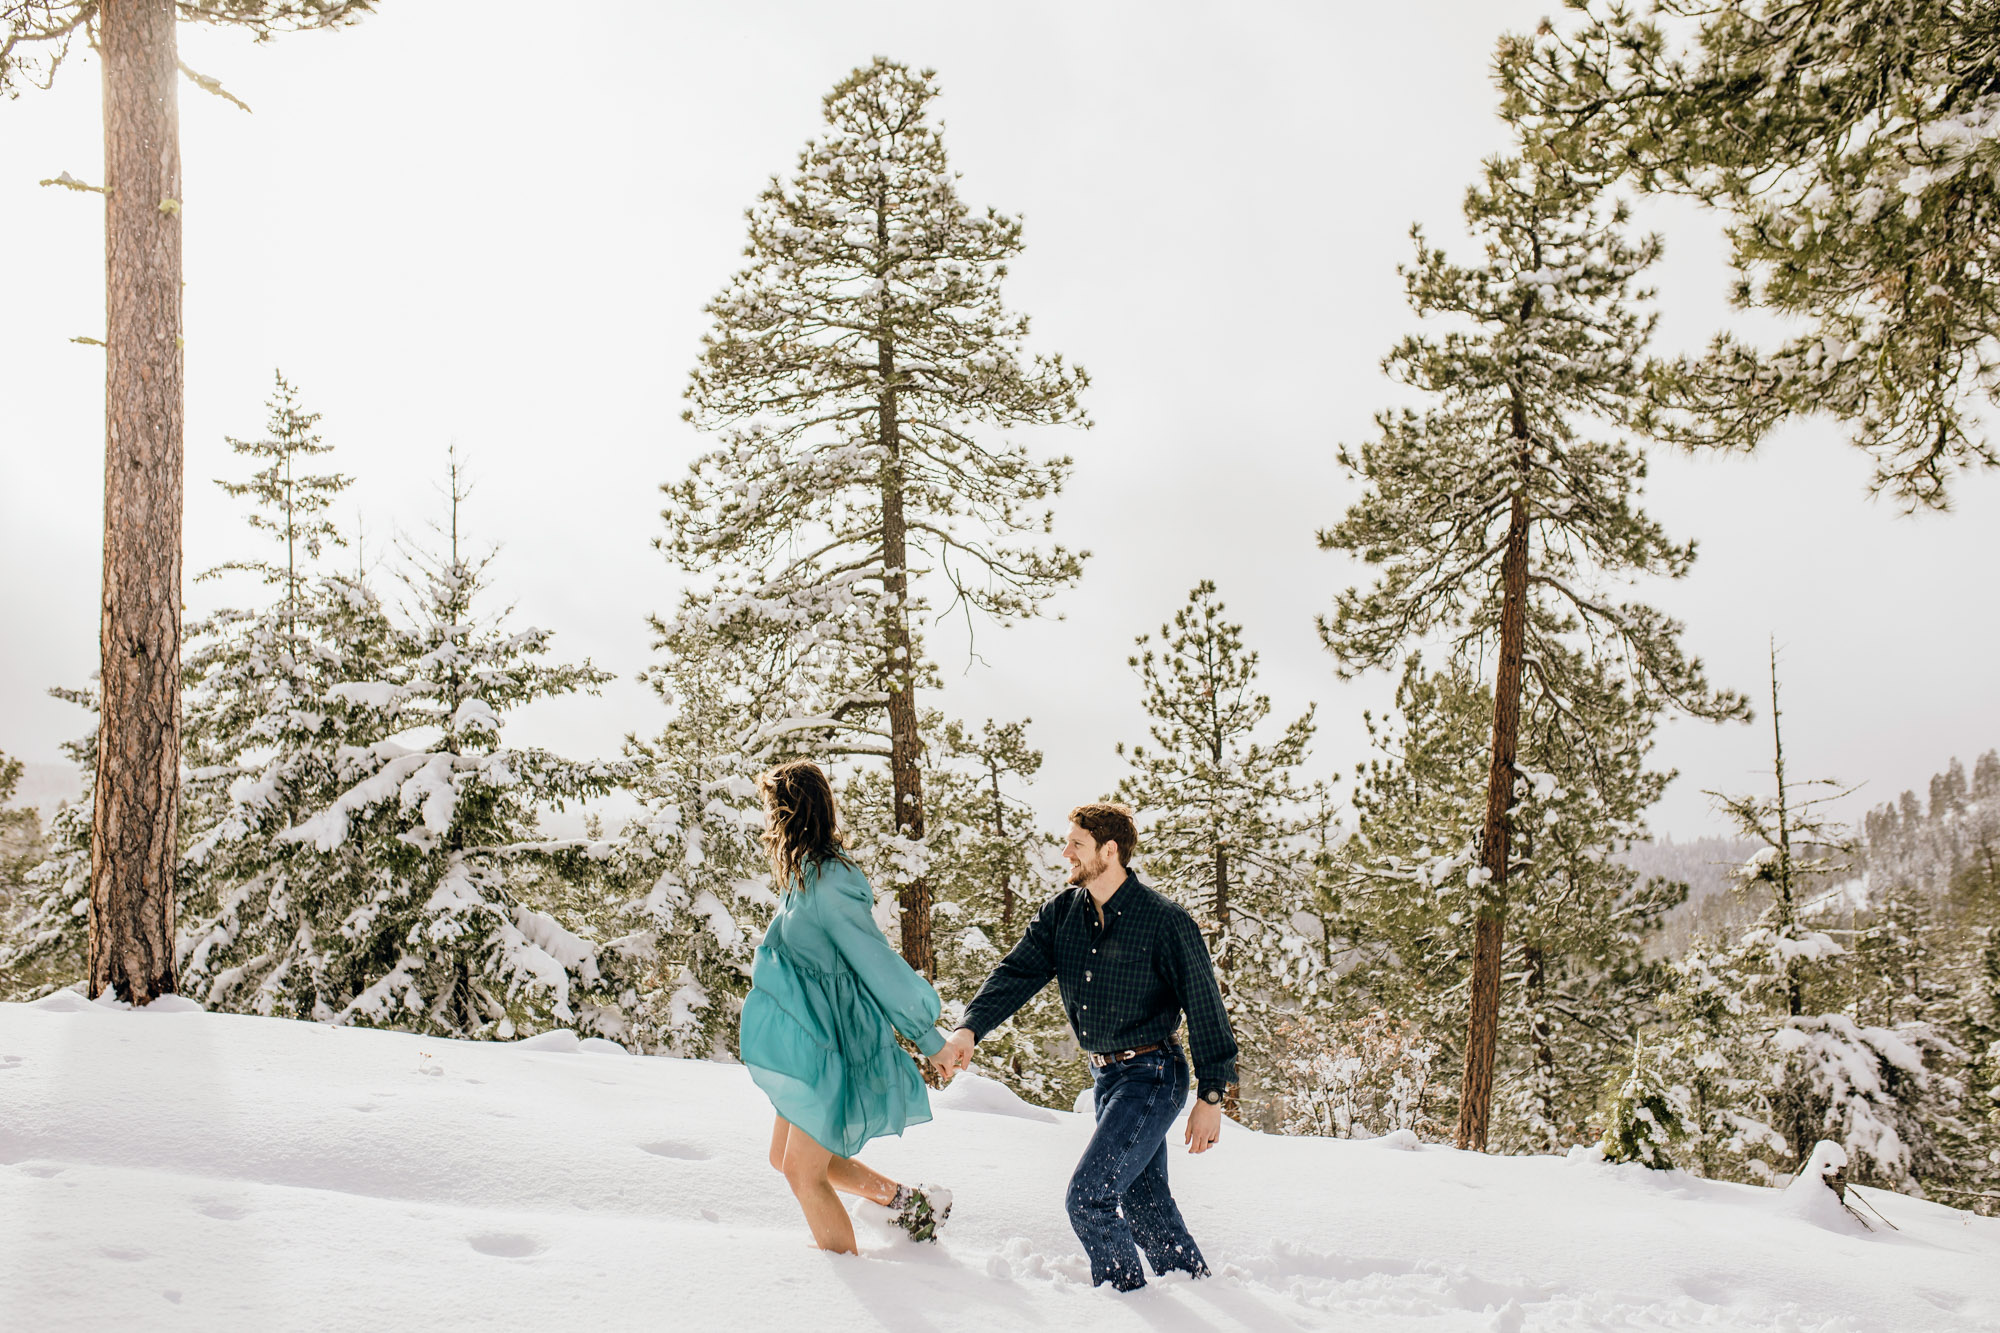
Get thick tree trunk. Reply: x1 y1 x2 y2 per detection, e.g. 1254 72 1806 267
1456 483 1530 1151
90 0 184 1005
877 335 932 976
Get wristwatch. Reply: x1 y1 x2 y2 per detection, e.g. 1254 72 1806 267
1202 1089 1222 1105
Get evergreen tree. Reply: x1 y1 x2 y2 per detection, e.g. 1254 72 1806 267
5 0 376 1004
665 56 1089 977
931 717 1082 1108
236 455 629 1036
1503 2 2000 509
1320 121 1745 1149
590 619 775 1058
1632 655 1966 1195
0 751 42 920
172 376 406 1016
1116 581 1327 1119
1336 655 1687 1151
0 687 97 1000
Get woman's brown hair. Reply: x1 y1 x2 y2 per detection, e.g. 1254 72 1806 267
758 760 851 893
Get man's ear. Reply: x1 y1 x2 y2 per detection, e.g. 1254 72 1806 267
1102 840 1121 868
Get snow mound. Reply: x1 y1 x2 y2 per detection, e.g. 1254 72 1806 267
1776 1140 1872 1236
28 989 93 1013
514 1029 581 1053
1375 1128 1422 1151
3 1000 1998 1331
933 1071 1060 1123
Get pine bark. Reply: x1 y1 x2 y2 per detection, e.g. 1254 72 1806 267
90 0 184 1005
877 333 933 976
1214 840 1242 1115
1456 431 1532 1152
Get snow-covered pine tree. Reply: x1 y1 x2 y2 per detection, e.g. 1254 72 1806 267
589 616 774 1058
173 374 410 1017
0 752 41 926
249 454 631 1037
0 688 97 1001
1115 581 1328 1120
1503 2 2000 510
1638 652 1966 1194
665 56 1089 977
6 0 378 1006
1319 121 1746 1150
1335 654 1687 1151
933 717 1083 1108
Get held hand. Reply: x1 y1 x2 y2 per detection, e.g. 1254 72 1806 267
1184 1098 1222 1154
934 1027 976 1082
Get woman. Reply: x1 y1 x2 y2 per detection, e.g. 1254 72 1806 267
740 759 954 1253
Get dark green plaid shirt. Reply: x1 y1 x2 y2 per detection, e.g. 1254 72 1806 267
961 871 1238 1100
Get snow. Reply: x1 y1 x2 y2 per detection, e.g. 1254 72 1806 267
4 998 1999 1331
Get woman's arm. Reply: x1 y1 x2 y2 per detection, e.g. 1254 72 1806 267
820 862 946 1056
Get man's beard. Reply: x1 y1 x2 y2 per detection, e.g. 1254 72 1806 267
1068 851 1109 885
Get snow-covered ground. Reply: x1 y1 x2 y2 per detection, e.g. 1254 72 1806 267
3 995 1996 1332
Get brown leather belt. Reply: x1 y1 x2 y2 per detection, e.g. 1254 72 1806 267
1087 1042 1164 1068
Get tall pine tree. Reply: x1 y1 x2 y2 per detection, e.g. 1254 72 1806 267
665 56 1088 976
1320 123 1745 1149
1117 581 1327 1117
5 0 376 1004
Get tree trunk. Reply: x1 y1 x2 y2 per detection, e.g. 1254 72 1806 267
90 0 184 1006
992 764 1015 934
877 334 932 976
1523 943 1557 1149
1456 481 1530 1151
1214 841 1242 1116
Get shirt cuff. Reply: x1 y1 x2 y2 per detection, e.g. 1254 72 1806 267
916 1025 947 1058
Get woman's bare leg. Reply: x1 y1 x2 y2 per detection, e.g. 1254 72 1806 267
780 1124 859 1254
769 1117 899 1206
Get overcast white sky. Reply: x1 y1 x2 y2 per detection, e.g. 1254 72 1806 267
3 0 1996 842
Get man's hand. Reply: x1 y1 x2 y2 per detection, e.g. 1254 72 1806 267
934 1027 976 1082
1184 1098 1222 1154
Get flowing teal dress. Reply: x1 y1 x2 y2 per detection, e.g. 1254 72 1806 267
739 857 947 1159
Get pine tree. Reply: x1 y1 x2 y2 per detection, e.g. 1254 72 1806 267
0 751 41 911
5 0 376 1004
250 455 630 1036
1320 122 1746 1149
0 687 97 1000
929 717 1082 1108
1638 653 1966 1194
1503 2 2000 509
173 376 406 1017
1116 581 1327 1119
589 618 775 1058
665 56 1089 977
1336 655 1687 1151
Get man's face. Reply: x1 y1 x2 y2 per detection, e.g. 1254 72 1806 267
1063 824 1114 885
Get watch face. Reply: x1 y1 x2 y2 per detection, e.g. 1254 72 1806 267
1203 1090 1221 1104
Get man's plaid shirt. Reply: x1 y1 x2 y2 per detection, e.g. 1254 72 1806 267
961 871 1238 1100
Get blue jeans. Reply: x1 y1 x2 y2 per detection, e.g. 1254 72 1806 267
1066 1045 1209 1290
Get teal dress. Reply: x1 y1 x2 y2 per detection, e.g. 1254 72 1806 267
739 857 947 1158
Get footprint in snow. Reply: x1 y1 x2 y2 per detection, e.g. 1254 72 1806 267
196 1200 248 1221
0 1054 23 1068
100 1245 149 1262
469 1232 546 1259
639 1140 711 1161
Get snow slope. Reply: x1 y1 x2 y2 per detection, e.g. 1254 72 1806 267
3 995 1996 1332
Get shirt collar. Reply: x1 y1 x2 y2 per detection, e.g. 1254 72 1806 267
1085 870 1139 924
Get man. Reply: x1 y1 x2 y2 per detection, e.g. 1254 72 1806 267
936 802 1236 1292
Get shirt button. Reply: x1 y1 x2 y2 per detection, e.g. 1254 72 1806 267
1081 1005 1087 1011
1085 971 1092 982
